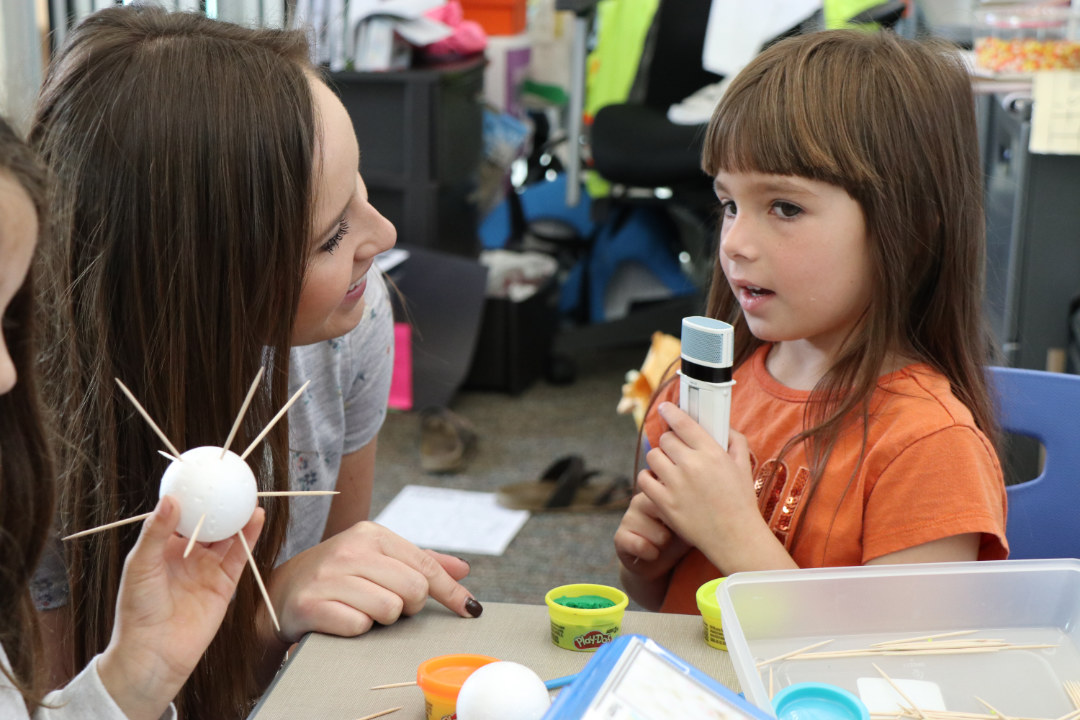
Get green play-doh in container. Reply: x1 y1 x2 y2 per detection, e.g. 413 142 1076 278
544 583 628 652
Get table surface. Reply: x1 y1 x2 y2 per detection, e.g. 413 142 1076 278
249 601 739 720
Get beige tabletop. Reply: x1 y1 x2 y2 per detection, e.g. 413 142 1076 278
249 601 739 720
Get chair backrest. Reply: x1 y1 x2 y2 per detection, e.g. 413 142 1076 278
988 366 1080 559
640 0 723 111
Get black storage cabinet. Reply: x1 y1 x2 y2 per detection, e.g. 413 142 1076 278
328 57 484 258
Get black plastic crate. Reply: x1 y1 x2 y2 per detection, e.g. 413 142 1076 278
464 275 559 394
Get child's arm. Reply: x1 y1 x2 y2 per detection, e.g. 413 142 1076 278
614 489 691 610
640 402 798 575
94 496 265 720
866 533 980 564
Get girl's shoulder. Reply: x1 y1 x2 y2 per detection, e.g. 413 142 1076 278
869 364 995 466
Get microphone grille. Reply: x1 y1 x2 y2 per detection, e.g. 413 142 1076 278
681 316 733 368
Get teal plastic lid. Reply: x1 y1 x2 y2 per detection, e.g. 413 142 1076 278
772 682 870 720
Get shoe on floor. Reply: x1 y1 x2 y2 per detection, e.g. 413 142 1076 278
419 406 477 473
496 454 632 512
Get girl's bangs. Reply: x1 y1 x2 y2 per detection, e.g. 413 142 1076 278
702 49 881 194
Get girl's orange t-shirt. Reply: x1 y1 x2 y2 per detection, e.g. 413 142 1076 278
644 345 1008 614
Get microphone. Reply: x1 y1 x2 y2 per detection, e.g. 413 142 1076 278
678 316 735 450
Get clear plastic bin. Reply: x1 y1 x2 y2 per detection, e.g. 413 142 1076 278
974 4 1080 74
719 559 1080 714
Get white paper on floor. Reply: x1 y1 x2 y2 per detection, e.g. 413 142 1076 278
373 485 530 555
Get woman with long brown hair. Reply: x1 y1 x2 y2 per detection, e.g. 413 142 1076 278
0 114 265 720
31 7 480 718
615 30 1008 613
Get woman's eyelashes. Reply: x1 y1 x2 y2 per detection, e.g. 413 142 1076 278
320 217 350 254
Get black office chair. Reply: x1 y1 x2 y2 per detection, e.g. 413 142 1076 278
589 0 720 199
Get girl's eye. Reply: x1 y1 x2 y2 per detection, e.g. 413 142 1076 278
718 200 737 218
320 218 350 254
773 201 802 219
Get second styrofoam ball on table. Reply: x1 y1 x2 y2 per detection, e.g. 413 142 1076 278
158 446 257 542
455 661 550 720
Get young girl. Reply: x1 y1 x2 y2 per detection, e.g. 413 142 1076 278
614 29 1008 614
0 115 265 719
30 7 478 717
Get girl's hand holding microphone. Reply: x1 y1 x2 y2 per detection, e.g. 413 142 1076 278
636 402 766 573
614 490 690 579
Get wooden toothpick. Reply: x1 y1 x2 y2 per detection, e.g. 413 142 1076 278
239 380 311 461
158 450 183 463
370 681 416 690
222 367 264 458
975 696 1016 720
872 663 925 720
871 630 979 647
756 639 834 667
355 708 402 720
237 529 279 632
183 514 206 558
63 512 153 541
257 490 340 497
115 378 183 459
1065 679 1080 710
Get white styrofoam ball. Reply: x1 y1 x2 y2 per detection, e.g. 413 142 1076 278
455 661 551 720
158 446 258 542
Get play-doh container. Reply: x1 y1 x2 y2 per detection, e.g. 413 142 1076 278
416 653 498 720
544 583 628 652
773 682 870 720
695 577 727 650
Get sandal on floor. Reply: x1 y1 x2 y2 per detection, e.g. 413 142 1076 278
419 406 477 473
496 455 632 512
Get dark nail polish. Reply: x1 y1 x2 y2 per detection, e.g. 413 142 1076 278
456 556 471 569
465 597 483 618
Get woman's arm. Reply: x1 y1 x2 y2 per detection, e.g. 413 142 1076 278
322 443 377 538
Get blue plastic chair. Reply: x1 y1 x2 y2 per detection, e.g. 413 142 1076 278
988 366 1080 559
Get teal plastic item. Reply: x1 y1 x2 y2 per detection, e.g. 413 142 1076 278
772 683 870 720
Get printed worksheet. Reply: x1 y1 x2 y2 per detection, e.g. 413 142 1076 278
374 485 529 555
1031 71 1080 155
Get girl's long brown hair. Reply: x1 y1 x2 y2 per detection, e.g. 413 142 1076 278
700 30 998 554
0 116 52 714
31 7 316 716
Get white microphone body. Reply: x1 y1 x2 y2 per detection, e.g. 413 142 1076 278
678 316 735 450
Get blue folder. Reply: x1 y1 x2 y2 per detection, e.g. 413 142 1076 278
543 634 773 719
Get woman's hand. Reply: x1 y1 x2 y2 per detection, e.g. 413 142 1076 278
267 521 480 645
639 402 792 574
98 495 266 720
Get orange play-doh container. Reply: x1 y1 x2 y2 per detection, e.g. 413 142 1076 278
416 653 498 720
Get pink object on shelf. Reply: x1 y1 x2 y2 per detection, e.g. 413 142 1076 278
389 322 413 411
424 0 487 59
